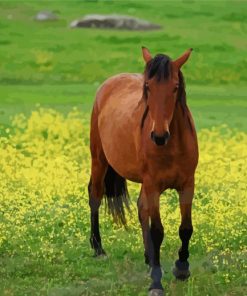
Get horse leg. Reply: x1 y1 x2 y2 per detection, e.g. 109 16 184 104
137 188 151 266
138 180 164 295
88 157 107 257
173 185 194 280
149 207 164 295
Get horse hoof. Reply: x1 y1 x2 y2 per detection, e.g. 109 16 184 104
93 248 107 258
172 260 190 281
148 289 164 296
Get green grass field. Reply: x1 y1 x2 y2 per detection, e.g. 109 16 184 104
0 1 247 295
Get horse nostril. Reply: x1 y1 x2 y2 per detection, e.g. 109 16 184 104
150 131 170 146
164 131 170 141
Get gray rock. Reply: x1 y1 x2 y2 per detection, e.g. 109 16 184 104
34 11 58 21
70 14 161 31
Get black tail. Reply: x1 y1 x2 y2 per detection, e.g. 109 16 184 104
104 165 130 225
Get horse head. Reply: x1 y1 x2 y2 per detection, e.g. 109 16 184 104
142 47 193 146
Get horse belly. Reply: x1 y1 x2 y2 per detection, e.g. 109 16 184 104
98 98 142 182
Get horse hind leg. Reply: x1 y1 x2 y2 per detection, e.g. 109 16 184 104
88 156 108 256
88 103 109 256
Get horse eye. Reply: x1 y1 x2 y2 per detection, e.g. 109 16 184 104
173 86 179 93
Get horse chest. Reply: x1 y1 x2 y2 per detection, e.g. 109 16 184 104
145 147 197 190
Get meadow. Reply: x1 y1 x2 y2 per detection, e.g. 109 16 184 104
0 1 246 295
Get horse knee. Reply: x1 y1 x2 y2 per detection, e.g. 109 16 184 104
90 158 107 200
88 180 103 213
89 197 101 213
88 177 104 211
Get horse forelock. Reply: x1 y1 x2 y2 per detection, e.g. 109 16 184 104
142 54 172 102
146 54 172 81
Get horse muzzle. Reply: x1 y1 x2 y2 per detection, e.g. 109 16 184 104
151 131 170 146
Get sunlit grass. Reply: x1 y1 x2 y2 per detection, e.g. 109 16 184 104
0 108 246 295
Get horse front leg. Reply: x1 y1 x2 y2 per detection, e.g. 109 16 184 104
138 180 164 295
173 184 194 280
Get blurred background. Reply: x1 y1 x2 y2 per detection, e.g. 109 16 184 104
0 0 246 132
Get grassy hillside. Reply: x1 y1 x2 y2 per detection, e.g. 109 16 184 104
0 0 247 129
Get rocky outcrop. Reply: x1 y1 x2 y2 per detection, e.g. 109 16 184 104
70 14 161 31
34 11 58 21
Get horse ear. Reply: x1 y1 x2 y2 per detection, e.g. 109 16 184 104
173 48 193 69
142 46 152 63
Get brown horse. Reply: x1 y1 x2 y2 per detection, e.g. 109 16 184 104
88 47 198 295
